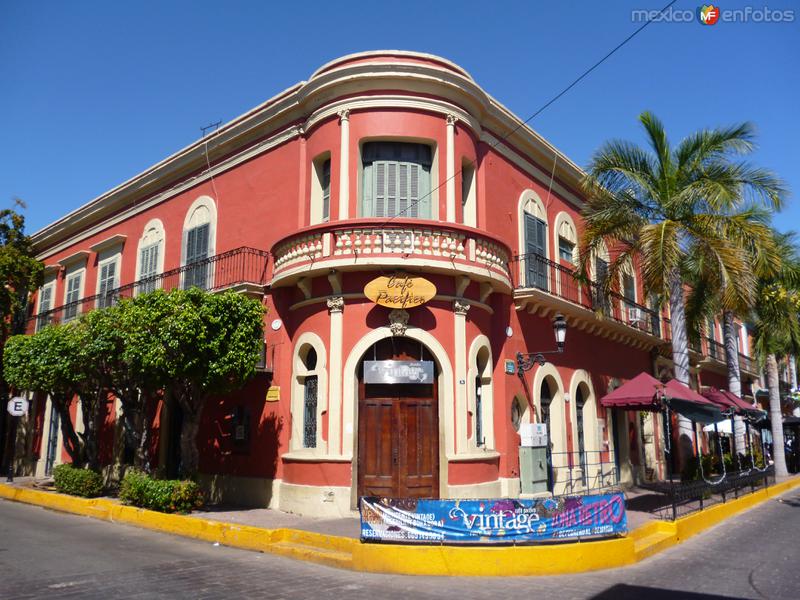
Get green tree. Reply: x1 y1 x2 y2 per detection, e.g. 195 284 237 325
77 305 162 471
580 112 785 467
3 325 86 467
124 288 264 477
0 203 44 467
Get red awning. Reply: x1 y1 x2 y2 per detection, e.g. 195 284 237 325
701 388 739 411
720 389 760 413
664 379 719 407
664 379 726 424
600 372 665 410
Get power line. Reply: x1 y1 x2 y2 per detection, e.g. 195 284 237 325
382 0 680 224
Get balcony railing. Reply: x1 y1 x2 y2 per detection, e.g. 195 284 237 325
706 338 725 362
512 252 662 337
30 247 270 334
271 218 512 289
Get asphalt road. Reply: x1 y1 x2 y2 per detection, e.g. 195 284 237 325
1 488 799 600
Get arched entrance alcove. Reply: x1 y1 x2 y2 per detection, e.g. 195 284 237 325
343 329 452 506
355 336 439 500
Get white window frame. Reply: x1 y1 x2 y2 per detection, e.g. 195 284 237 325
181 196 217 290
467 335 495 451
135 218 166 295
95 254 121 309
288 333 328 456
62 268 85 323
310 153 332 225
36 280 56 331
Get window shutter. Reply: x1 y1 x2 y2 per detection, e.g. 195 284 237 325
321 160 331 221
362 163 373 217
398 163 408 217
40 286 52 313
187 224 209 263
386 162 397 217
374 163 386 218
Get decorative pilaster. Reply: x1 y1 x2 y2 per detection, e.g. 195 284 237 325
453 297 469 453
445 114 458 222
338 109 350 220
327 295 344 455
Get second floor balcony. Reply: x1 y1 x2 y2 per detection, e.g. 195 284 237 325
512 252 662 346
270 218 512 291
30 246 270 334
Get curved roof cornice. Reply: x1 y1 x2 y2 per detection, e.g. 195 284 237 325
32 50 586 257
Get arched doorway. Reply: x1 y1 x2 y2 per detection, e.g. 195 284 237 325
357 337 439 499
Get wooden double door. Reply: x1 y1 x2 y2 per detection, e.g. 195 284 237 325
357 339 439 499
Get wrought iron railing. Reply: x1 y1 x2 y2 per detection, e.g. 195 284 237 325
512 252 662 337
706 338 725 362
29 247 270 334
739 352 756 374
548 450 620 496
640 466 775 521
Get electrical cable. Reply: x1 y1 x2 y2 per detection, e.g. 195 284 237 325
381 0 681 225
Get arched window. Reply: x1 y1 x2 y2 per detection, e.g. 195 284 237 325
576 385 587 486
136 219 165 294
302 348 318 448
518 190 548 290
540 378 554 490
182 196 217 290
361 142 432 219
310 153 332 225
468 337 494 451
290 334 328 454
554 212 577 265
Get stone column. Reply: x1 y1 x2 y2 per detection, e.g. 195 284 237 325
327 296 344 455
453 298 470 453
337 110 350 220
445 114 458 222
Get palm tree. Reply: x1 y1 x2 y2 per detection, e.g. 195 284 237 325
684 217 783 460
580 112 785 469
750 232 800 478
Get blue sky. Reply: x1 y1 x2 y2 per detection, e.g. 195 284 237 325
1 1 798 235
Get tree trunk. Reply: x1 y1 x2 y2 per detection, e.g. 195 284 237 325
178 409 201 479
668 271 695 471
765 353 788 477
54 396 85 468
722 310 746 461
80 394 102 472
789 356 799 418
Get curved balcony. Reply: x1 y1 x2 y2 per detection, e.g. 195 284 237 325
270 218 512 291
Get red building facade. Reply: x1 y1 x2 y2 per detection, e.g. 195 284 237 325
22 52 760 516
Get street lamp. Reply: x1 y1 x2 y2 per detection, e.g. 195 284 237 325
516 314 567 375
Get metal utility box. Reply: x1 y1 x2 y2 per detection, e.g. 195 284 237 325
519 423 549 494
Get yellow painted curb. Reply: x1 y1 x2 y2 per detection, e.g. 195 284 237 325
1 477 798 577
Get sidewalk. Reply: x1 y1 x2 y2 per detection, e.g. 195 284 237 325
2 475 798 576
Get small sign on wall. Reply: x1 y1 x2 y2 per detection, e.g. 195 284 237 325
504 360 516 375
266 386 280 402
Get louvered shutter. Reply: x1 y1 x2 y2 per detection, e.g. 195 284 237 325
321 160 331 222
185 224 210 289
524 214 548 291
374 163 386 217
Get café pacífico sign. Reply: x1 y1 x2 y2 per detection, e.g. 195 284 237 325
364 274 436 309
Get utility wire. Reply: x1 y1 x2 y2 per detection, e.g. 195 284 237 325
382 0 680 224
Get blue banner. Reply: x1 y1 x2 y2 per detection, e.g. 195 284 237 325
360 493 627 544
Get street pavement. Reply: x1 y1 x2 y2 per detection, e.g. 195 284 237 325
1 489 799 599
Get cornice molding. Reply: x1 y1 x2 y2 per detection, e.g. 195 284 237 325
32 52 588 257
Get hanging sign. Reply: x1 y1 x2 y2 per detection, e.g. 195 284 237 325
360 493 627 544
364 360 434 384
364 274 436 309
